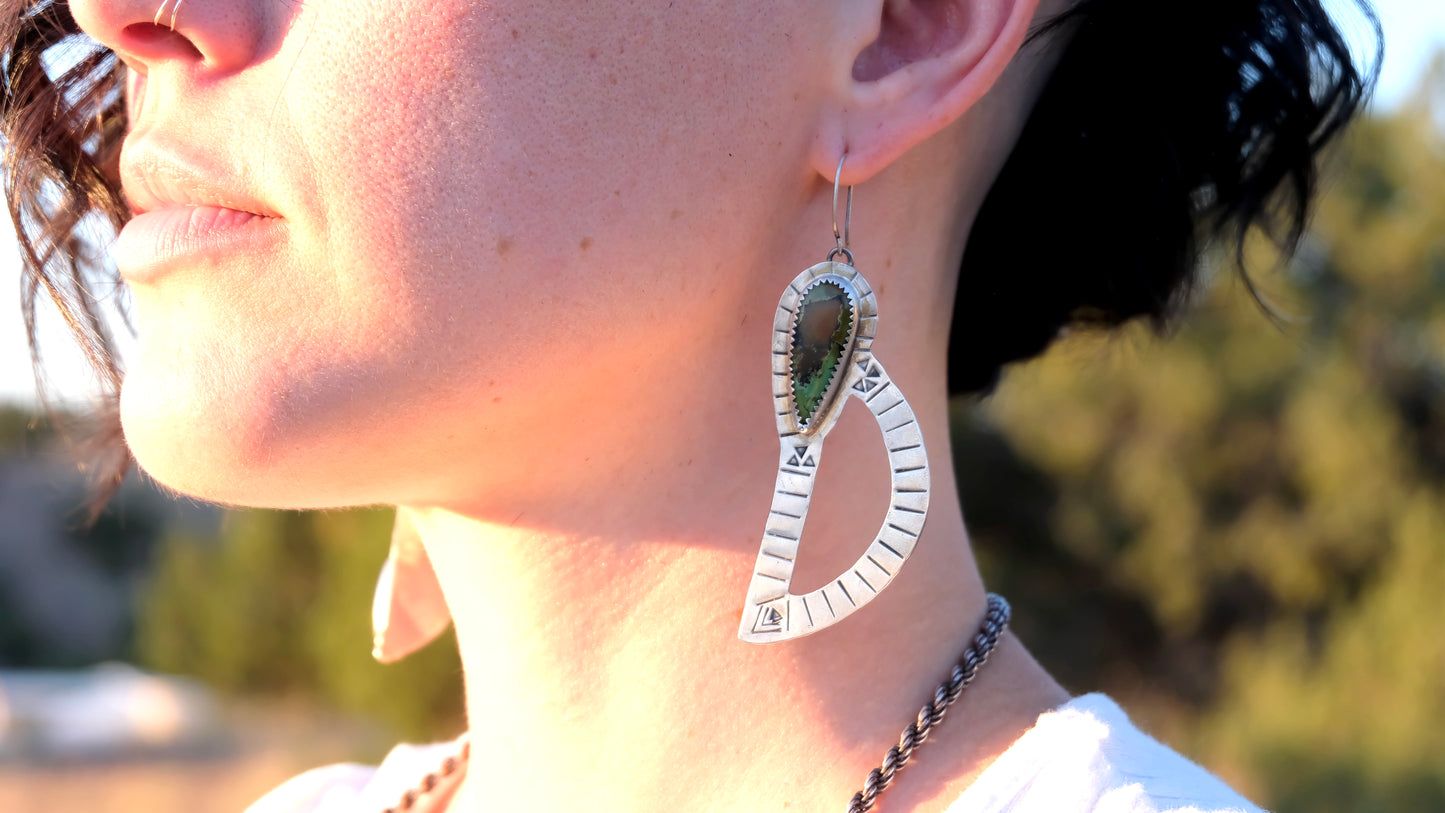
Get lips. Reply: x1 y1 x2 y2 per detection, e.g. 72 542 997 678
114 140 282 282
120 141 277 217
113 205 278 282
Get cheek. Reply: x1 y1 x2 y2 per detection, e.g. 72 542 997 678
275 8 717 375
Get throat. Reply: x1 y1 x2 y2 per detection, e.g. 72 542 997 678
398 372 1064 812
407 497 1056 812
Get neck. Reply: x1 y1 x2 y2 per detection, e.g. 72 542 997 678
408 370 1067 812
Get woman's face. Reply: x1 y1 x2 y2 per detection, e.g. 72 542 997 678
72 0 841 507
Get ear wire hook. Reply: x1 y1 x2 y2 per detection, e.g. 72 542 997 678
830 154 854 265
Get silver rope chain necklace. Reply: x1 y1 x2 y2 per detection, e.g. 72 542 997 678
847 593 1010 813
384 594 1010 813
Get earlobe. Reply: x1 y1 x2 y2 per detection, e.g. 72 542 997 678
372 507 453 663
816 0 1044 183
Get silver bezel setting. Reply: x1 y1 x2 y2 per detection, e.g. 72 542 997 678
782 273 863 437
773 264 875 437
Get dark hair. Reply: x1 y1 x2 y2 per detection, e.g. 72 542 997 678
950 0 1381 393
2 0 128 512
3 0 1381 497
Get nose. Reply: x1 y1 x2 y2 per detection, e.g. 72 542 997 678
70 0 269 75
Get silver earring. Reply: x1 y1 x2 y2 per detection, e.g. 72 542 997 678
738 156 930 643
372 508 452 663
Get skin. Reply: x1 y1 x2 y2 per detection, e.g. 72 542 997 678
72 0 1074 809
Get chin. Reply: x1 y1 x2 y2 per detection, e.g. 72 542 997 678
118 358 353 510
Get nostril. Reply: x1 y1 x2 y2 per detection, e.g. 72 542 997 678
120 23 204 61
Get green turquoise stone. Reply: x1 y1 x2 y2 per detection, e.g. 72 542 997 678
791 282 853 426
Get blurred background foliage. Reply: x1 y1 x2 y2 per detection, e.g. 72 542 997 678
135 509 464 742
960 63 1445 811
3 55 1442 813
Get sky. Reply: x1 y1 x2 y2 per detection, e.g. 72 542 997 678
3 0 1444 407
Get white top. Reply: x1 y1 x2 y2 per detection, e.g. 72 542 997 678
247 694 1265 813
246 739 467 813
948 694 1264 813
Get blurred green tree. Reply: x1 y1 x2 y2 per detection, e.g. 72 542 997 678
136 508 464 741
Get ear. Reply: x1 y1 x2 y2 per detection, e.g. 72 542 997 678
816 0 1044 183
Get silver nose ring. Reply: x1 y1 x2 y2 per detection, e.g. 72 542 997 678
153 0 187 30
